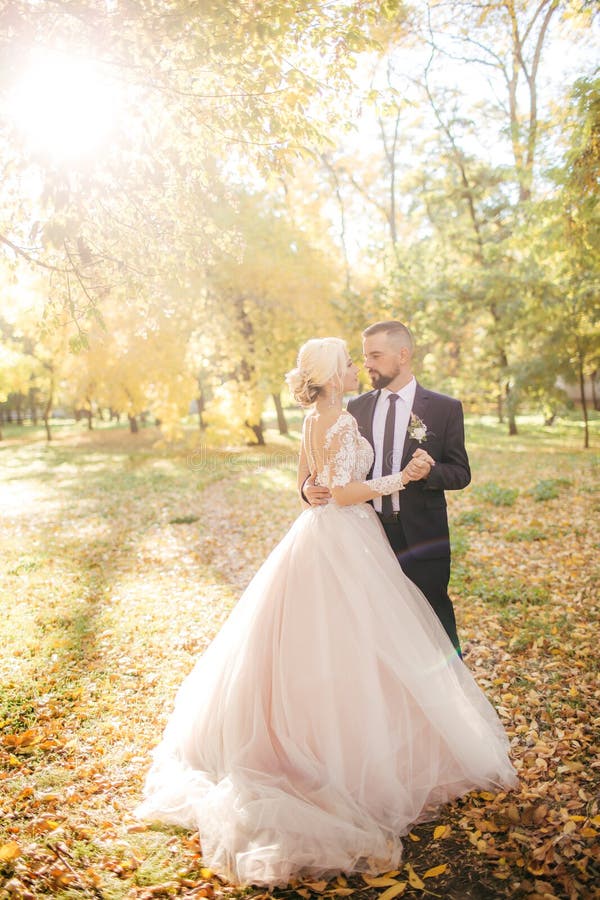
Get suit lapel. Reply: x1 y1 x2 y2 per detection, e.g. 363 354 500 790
364 390 380 448
401 382 430 467
352 390 380 448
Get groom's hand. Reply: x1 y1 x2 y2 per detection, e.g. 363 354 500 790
405 448 435 481
304 475 331 506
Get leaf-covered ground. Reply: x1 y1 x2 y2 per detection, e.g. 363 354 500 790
1 415 599 900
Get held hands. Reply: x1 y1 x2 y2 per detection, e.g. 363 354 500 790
305 448 436 506
404 448 435 482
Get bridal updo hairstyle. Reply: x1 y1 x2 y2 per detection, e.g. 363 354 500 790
286 338 348 408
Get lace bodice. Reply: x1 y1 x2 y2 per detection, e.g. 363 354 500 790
304 411 374 489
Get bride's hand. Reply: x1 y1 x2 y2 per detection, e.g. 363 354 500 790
404 449 434 481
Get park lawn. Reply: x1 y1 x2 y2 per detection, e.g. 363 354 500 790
0 415 598 900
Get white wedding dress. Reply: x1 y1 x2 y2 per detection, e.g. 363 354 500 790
135 411 518 886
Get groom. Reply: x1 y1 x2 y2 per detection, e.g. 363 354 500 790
304 320 470 656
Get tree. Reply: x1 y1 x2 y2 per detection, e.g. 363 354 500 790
200 191 341 445
521 76 600 447
0 265 71 441
0 0 392 328
321 0 595 431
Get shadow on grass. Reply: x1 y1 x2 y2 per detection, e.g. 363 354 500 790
0 435 276 735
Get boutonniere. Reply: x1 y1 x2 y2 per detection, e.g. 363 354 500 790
408 412 428 443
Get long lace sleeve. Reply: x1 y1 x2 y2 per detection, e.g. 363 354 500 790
318 412 407 507
365 473 405 495
323 413 406 496
323 414 359 489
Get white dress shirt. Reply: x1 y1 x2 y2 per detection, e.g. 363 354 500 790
371 377 416 513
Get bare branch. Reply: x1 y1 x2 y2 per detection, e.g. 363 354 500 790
423 37 485 262
0 234 68 273
320 154 352 292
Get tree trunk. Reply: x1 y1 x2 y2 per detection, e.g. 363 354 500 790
497 345 517 435
196 387 206 429
128 414 139 434
497 386 504 424
15 393 23 426
578 356 589 449
506 381 518 436
43 397 53 441
591 369 599 412
233 294 265 445
272 393 288 435
85 396 93 430
246 419 265 445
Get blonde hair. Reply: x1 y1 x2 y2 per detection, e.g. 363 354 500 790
285 337 348 407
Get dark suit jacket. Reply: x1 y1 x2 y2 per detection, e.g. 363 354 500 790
347 383 471 561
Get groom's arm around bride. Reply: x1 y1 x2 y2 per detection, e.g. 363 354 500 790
304 320 471 656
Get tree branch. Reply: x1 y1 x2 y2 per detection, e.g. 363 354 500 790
0 234 68 273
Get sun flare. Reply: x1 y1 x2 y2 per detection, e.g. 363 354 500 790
9 49 118 162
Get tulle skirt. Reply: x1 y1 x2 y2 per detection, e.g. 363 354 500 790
135 502 518 886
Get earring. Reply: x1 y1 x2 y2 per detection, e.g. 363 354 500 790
328 388 338 407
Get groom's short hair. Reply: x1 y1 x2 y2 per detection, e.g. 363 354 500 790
362 320 413 353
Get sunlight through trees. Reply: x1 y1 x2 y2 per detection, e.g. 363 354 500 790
0 0 597 444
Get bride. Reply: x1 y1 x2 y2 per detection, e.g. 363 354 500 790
135 337 518 887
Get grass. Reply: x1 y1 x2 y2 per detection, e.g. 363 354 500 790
504 527 548 542
473 482 519 506
529 478 572 501
0 410 599 899
453 509 484 528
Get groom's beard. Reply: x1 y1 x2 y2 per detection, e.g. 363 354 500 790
368 367 401 389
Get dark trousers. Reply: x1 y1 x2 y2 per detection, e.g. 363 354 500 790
379 517 462 657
